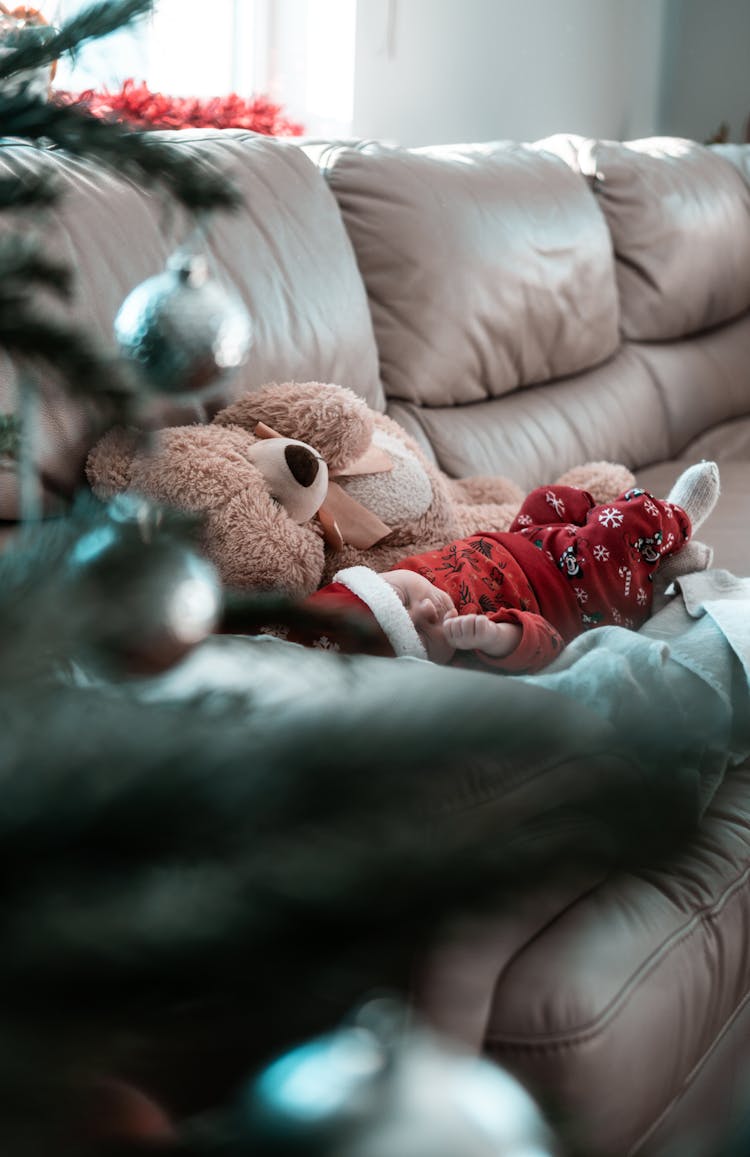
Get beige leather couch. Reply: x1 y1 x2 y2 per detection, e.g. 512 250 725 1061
2 129 749 1155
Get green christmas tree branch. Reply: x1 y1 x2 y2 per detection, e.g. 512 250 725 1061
0 0 240 212
0 0 154 81
0 307 137 403
0 234 72 296
0 169 59 210
0 411 22 457
2 90 242 211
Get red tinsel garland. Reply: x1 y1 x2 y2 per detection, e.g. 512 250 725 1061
54 78 304 136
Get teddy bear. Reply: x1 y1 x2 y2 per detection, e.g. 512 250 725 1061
86 380 637 598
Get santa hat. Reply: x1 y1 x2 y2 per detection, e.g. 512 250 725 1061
302 566 428 659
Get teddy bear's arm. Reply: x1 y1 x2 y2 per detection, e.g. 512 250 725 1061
554 461 636 504
204 492 325 598
448 475 525 507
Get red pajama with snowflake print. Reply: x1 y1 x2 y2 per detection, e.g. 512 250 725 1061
395 485 692 674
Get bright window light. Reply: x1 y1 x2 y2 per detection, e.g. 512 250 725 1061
149 0 238 98
51 0 356 136
305 0 356 135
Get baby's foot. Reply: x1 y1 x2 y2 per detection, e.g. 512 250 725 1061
652 539 714 612
666 461 720 532
657 539 714 585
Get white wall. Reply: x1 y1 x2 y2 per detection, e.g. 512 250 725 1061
660 0 750 143
352 0 668 146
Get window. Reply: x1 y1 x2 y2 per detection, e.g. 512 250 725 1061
52 0 356 136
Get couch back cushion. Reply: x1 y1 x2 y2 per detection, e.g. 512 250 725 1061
317 141 620 407
572 137 750 341
0 130 382 518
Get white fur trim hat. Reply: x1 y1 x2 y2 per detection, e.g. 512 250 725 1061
303 566 427 659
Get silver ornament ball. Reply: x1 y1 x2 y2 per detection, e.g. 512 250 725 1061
115 254 253 397
69 517 223 676
244 1000 558 1156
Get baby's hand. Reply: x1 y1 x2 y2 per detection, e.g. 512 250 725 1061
442 614 522 658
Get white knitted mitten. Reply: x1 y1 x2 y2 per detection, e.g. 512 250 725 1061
666 461 720 532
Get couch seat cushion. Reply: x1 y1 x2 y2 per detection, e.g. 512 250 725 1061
483 760 750 1156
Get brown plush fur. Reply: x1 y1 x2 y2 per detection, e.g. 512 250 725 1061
555 461 636 505
214 381 374 474
449 476 525 507
87 380 637 597
217 389 537 582
87 422 325 597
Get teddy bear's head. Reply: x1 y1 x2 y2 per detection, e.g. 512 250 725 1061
212 381 524 582
86 423 328 596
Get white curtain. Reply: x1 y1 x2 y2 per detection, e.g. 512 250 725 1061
50 0 356 136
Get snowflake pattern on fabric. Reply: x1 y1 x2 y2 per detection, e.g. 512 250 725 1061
599 507 624 528
505 483 691 641
545 490 566 516
313 636 340 651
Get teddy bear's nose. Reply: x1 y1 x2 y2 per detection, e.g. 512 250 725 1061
284 443 321 489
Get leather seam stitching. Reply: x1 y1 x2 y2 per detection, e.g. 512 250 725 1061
486 858 750 1050
626 985 750 1155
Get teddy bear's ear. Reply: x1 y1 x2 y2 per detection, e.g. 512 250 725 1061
213 381 374 473
86 427 141 498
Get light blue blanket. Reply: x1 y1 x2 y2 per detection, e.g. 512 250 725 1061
520 570 750 812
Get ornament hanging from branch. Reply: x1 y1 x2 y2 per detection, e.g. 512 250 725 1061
114 250 253 398
66 497 223 676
